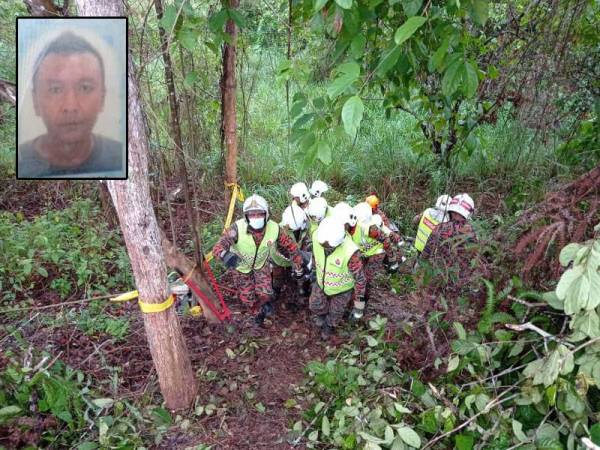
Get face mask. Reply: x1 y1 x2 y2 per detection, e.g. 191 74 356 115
248 217 265 230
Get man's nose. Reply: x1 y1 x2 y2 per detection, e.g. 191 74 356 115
61 88 80 113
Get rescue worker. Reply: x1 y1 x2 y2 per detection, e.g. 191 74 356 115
310 217 367 339
213 194 304 326
351 202 399 283
414 194 452 254
310 180 329 199
271 204 312 307
307 197 332 235
365 194 398 232
290 182 311 209
421 193 487 304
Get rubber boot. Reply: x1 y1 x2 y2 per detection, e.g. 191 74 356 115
320 322 334 340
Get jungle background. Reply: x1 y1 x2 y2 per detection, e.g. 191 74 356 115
0 0 599 448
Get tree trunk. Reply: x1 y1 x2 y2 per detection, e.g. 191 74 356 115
76 0 198 410
221 0 240 207
154 0 203 265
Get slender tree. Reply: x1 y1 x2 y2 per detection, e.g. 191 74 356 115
76 0 198 410
221 0 240 207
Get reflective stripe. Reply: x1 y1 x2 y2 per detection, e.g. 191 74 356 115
313 236 358 296
232 219 279 273
415 210 440 252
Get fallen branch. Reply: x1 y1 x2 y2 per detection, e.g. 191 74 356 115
505 322 575 349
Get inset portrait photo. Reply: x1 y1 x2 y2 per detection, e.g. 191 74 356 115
16 17 127 179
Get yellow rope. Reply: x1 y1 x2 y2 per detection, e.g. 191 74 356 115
138 294 175 313
205 182 244 263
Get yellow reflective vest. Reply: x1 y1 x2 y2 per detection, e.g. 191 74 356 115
271 228 308 268
231 219 279 273
415 209 440 252
313 235 358 296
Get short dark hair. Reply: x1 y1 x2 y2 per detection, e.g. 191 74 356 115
32 31 105 91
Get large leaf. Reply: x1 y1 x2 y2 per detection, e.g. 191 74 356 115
376 45 402 77
314 0 329 12
176 27 199 51
463 61 479 97
394 16 427 46
327 62 360 98
316 141 332 165
397 426 421 447
341 96 364 137
335 0 353 9
159 4 179 32
556 266 583 300
572 309 600 338
455 434 474 450
401 0 423 16
466 0 489 26
559 243 581 267
442 59 463 97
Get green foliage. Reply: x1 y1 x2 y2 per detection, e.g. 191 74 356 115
70 301 130 342
0 350 144 448
0 199 133 304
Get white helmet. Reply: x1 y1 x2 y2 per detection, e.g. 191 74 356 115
310 180 329 198
332 202 357 227
243 194 269 220
307 197 328 222
447 193 474 219
435 194 452 211
370 214 383 229
354 202 373 226
281 204 308 231
316 217 346 248
290 182 310 205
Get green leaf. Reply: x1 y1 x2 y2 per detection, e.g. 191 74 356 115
176 27 199 51
327 62 360 98
431 38 450 72
335 0 352 9
358 431 387 445
350 34 367 59
391 437 406 450
455 434 474 450
401 0 423 16
463 61 479 97
159 4 178 31
255 402 266 413
208 9 228 33
91 398 114 409
394 16 427 46
152 407 172 427
467 0 489 26
0 405 21 417
512 420 528 442
227 9 246 29
314 0 329 12
77 442 98 450
560 243 581 267
397 426 421 447
543 291 564 310
341 95 364 137
590 423 600 445
441 59 463 97
322 415 330 436
37 266 48 277
572 309 600 337
556 266 583 300
365 335 379 347
447 355 459 372
376 45 402 77
315 140 332 165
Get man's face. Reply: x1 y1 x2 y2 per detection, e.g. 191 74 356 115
33 52 105 144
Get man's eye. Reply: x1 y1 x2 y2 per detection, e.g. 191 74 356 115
79 84 95 93
48 86 62 94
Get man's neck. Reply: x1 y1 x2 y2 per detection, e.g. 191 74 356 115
35 134 94 168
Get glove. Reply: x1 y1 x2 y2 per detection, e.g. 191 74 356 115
293 267 304 280
351 307 364 320
222 251 240 269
